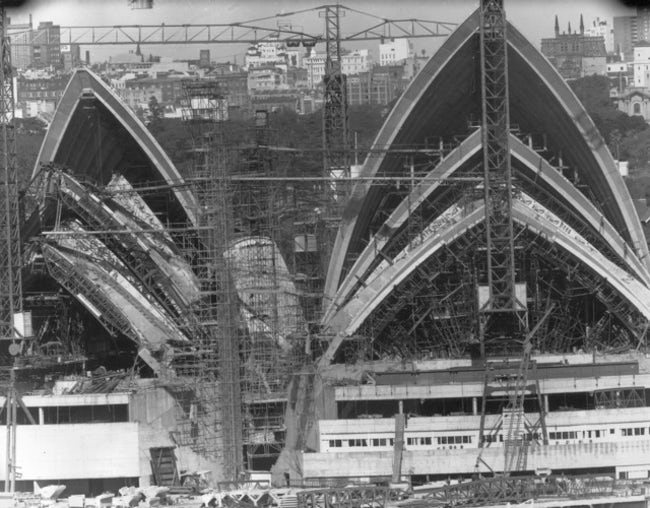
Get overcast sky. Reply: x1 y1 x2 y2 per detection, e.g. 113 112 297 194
6 0 637 64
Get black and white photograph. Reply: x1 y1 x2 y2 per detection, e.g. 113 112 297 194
2 0 650 506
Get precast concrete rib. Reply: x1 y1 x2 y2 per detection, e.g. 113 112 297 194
510 136 650 287
324 132 650 325
321 194 650 365
325 8 650 304
323 9 482 306
53 169 198 314
41 240 188 374
506 24 649 270
322 128 483 323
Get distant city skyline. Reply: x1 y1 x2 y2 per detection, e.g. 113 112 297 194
6 0 637 64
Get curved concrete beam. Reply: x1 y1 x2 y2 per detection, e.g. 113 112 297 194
325 10 649 305
324 132 650 326
510 136 650 287
323 10 481 305
323 128 483 322
321 195 650 364
507 24 649 270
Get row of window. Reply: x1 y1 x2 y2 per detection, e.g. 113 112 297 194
548 427 648 440
327 434 473 449
324 425 650 452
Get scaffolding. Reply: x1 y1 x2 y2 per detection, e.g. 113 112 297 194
174 80 243 478
175 81 327 477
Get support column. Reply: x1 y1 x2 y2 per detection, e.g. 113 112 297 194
472 397 478 415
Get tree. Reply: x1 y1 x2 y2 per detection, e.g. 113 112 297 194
147 95 163 133
569 75 649 170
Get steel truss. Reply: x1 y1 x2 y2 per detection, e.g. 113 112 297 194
415 474 619 508
297 485 391 508
0 5 21 342
479 0 519 316
322 4 349 190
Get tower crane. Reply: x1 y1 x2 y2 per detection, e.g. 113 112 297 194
0 0 25 494
475 0 548 477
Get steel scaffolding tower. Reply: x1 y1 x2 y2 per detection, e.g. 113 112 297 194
179 80 244 479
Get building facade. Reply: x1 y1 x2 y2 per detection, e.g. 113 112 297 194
32 21 61 69
615 89 650 122
379 38 413 66
541 16 607 79
347 65 406 106
633 42 650 88
304 49 371 88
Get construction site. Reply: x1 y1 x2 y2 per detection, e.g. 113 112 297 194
3 1 650 508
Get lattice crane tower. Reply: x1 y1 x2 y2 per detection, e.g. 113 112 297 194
0 3 23 346
321 4 349 184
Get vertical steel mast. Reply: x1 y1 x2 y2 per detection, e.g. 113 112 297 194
321 4 349 185
479 0 518 315
0 3 21 343
0 2 21 494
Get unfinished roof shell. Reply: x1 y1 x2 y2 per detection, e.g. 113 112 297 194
35 67 196 227
321 9 650 364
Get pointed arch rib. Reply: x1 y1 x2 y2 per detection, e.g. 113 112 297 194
323 128 483 323
35 68 197 226
325 11 650 306
321 196 650 365
325 131 650 327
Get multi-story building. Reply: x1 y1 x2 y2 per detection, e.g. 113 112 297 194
584 17 614 54
304 49 371 88
120 73 186 110
61 44 81 72
614 8 650 61
247 65 288 92
614 15 638 61
632 42 650 87
541 16 607 79
347 65 406 106
199 49 210 68
244 37 303 70
32 21 61 69
379 38 413 66
8 15 33 70
16 74 69 118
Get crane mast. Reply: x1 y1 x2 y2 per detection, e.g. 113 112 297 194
0 3 21 344
0 1 22 495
